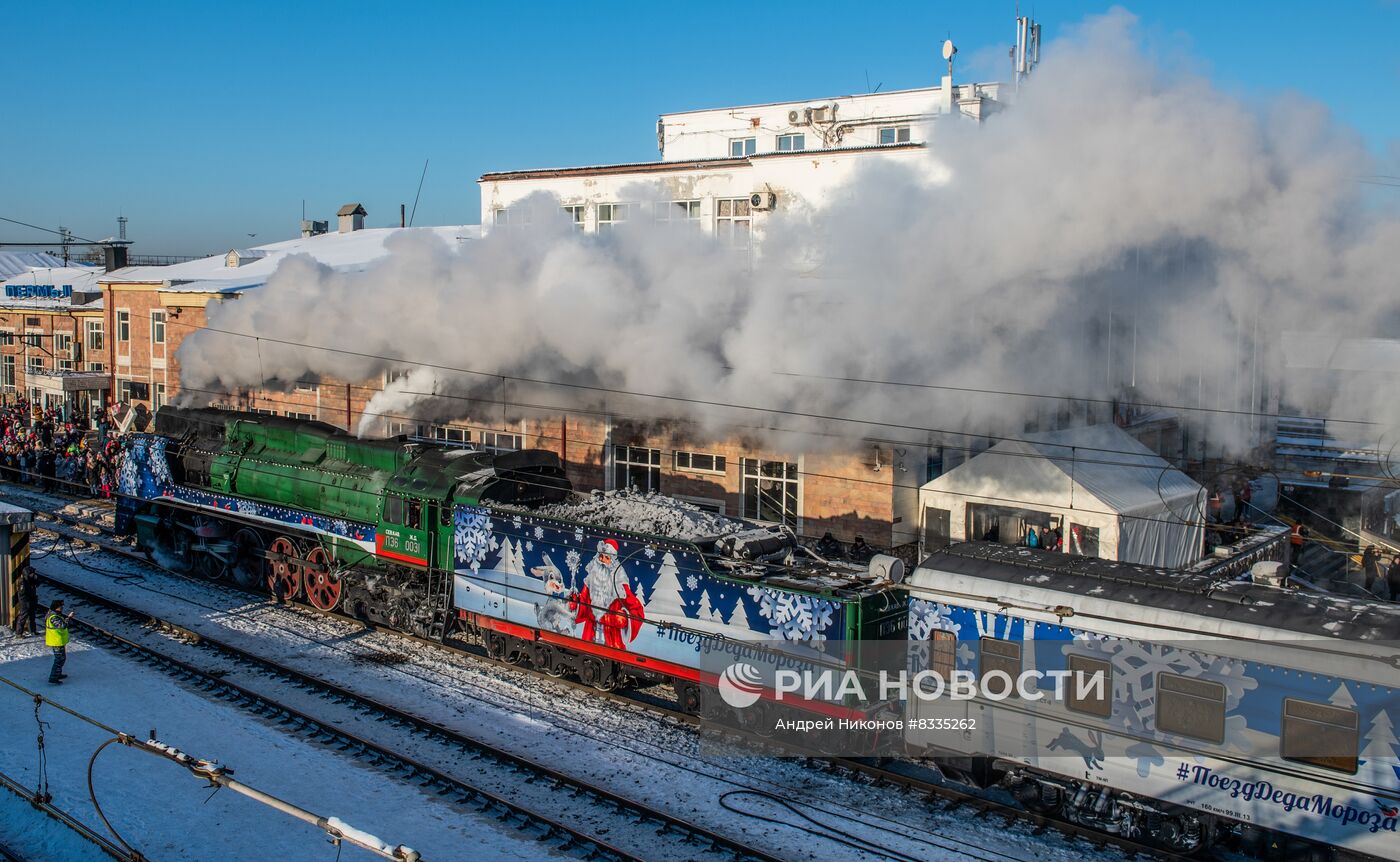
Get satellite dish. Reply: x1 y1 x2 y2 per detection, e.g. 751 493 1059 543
942 39 957 61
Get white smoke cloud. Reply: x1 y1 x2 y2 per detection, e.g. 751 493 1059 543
175 10 1400 458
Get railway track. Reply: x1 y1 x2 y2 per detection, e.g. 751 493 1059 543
33 575 782 862
16 486 1188 861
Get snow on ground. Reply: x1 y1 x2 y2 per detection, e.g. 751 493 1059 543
538 489 748 540
0 634 549 862
11 530 1122 862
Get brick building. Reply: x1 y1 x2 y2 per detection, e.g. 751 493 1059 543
0 260 109 417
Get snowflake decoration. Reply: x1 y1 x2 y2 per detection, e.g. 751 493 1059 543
747 585 838 642
236 499 260 516
685 574 699 591
512 515 523 530
148 438 174 488
534 526 545 540
644 547 656 559
525 541 534 552
329 519 351 537
908 598 961 641
564 548 582 587
454 510 494 572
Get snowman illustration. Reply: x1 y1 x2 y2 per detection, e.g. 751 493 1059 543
530 555 575 635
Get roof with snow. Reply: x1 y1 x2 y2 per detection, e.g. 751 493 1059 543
0 264 105 310
103 225 481 294
0 251 80 280
337 203 367 216
923 424 1204 516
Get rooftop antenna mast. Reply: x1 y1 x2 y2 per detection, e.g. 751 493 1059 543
117 215 128 241
1014 13 1042 91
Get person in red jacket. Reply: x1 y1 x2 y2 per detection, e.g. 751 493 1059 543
570 538 645 650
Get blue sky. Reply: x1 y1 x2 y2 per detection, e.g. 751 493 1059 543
2 0 1396 255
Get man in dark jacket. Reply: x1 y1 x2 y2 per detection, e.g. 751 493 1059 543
1387 555 1400 603
815 532 843 560
1363 546 1382 593
849 536 875 563
13 565 38 637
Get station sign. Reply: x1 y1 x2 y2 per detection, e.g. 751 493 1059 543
4 284 73 299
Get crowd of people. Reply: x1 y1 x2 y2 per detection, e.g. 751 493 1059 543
0 401 126 497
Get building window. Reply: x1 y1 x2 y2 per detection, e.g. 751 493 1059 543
0 331 13 347
55 333 74 371
481 431 522 453
655 200 701 224
432 425 471 446
674 451 726 474
293 379 318 393
23 332 43 348
597 203 631 233
151 311 166 345
117 311 130 343
613 445 661 491
86 361 105 373
117 380 149 403
154 383 168 411
978 638 1022 697
561 205 586 231
385 367 411 386
1281 699 1358 774
250 407 277 416
285 411 313 420
716 198 752 248
85 320 103 352
1156 673 1226 743
776 133 805 152
1 356 13 388
388 421 426 439
740 458 798 526
879 125 911 145
26 356 43 375
1066 655 1112 718
492 208 509 226
729 137 756 157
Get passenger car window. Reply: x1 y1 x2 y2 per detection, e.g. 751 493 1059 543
1066 655 1112 718
979 637 1022 697
1282 698 1358 774
1156 673 1226 743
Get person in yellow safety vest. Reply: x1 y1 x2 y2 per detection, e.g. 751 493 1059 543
45 599 73 685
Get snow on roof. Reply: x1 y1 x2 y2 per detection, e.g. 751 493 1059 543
0 264 106 310
0 251 83 279
922 424 1204 517
104 225 482 294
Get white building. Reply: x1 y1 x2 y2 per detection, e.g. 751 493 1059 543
479 76 1002 245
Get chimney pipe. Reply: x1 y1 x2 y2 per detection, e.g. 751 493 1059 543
102 242 130 272
400 204 406 228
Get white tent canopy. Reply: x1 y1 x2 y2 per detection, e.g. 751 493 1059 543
918 424 1207 569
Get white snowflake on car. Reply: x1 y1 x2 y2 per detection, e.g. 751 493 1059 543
644 546 656 559
686 574 700 590
534 526 545 540
236 499 260 516
525 541 534 552
148 438 174 488
746 585 838 642
454 511 494 572
908 599 961 641
511 515 523 530
564 548 582 588
329 519 351 537
573 527 585 544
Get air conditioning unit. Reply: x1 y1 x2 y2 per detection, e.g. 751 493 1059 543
750 192 776 211
809 105 830 124
787 109 806 125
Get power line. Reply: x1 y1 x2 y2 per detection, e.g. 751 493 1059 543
0 216 102 245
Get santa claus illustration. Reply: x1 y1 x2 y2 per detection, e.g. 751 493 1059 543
570 538 645 650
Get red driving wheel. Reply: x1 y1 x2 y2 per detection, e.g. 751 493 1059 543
303 547 341 611
267 536 304 601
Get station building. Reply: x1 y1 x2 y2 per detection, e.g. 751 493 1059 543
0 254 109 418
